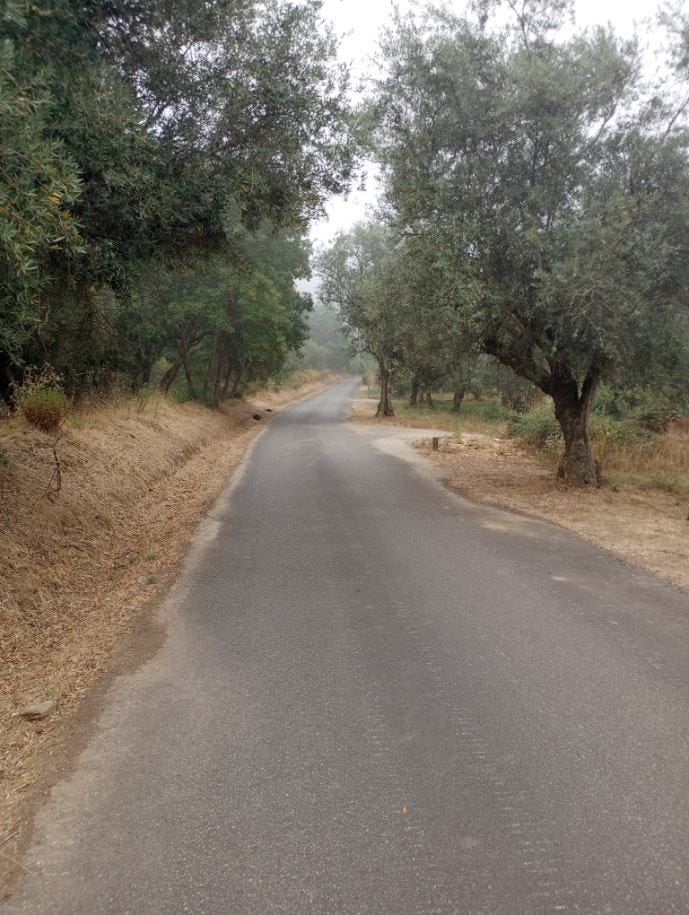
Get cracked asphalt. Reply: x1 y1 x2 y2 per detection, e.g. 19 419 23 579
5 379 689 913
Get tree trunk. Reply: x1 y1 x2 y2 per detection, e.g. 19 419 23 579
160 361 181 394
425 390 435 410
376 365 394 418
140 359 152 387
409 378 419 407
450 385 466 415
181 352 196 399
552 374 601 486
0 354 16 407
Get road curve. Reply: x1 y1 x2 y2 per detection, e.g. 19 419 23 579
5 379 689 913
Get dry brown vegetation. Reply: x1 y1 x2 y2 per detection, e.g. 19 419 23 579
0 372 338 888
349 396 689 593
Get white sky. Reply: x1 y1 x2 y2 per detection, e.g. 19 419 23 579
310 0 668 249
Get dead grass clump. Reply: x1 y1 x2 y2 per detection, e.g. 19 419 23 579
601 422 689 476
20 388 68 433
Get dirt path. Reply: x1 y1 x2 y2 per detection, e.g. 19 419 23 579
349 399 689 594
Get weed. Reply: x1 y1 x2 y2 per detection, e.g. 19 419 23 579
146 574 158 585
134 386 154 415
507 407 561 449
21 387 69 433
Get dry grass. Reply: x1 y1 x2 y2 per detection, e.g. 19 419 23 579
0 372 339 890
595 423 689 497
350 397 689 594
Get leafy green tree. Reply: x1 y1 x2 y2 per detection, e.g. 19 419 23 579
376 1 689 484
317 224 403 416
392 235 479 412
132 226 313 403
0 23 82 400
0 0 358 399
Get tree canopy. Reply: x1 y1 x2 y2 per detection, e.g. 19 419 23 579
0 0 358 401
319 0 689 484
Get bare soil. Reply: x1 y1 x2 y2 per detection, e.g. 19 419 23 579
349 399 689 594
0 375 339 889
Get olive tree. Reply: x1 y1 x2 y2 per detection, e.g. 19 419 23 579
317 224 403 417
376 0 689 484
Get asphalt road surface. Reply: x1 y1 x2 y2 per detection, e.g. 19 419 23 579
6 379 689 913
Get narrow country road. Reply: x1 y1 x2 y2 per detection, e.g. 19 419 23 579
6 379 689 913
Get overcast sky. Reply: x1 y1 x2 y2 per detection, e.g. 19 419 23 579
310 0 667 250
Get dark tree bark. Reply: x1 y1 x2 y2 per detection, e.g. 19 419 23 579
376 363 395 417
450 384 467 414
551 372 601 486
181 352 196 399
140 359 153 386
160 361 181 394
409 378 420 407
425 390 435 410
162 317 205 398
483 329 603 487
0 353 16 407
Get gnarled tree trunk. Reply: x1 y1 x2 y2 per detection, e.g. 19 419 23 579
376 364 394 417
160 361 180 394
409 378 419 407
552 372 601 486
450 384 466 415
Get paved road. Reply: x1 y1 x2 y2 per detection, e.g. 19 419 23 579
6 380 689 913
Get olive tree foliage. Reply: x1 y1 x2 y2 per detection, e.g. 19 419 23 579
0 0 357 401
374 0 689 484
317 224 403 417
392 234 480 411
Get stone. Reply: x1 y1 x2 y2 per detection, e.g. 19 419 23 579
16 700 57 719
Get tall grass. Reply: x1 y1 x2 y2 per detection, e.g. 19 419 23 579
508 404 689 495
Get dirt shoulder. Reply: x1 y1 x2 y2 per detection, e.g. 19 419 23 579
0 374 340 891
349 398 689 594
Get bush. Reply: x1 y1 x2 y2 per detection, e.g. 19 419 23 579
589 414 643 447
507 406 561 449
508 403 647 455
481 401 510 421
594 384 685 433
21 387 69 432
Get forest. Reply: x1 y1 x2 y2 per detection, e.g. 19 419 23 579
0 0 356 406
318 0 689 485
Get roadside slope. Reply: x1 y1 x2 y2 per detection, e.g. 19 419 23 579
0 373 339 882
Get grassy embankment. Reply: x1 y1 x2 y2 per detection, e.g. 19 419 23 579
0 369 338 890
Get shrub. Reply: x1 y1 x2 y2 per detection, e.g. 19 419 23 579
21 387 69 432
481 401 510 421
507 406 561 449
594 384 685 433
589 414 642 447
